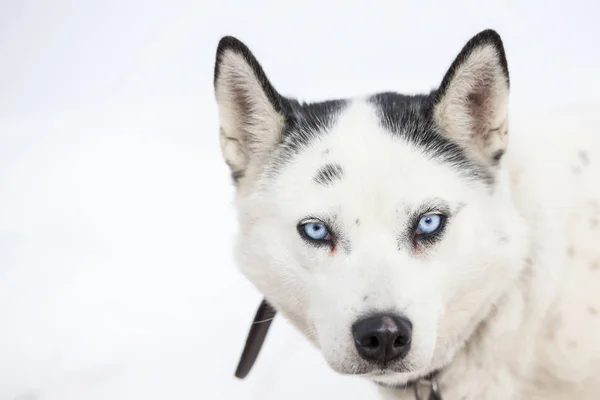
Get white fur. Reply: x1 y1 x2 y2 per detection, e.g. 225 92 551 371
216 39 600 399
224 98 600 399
378 103 600 399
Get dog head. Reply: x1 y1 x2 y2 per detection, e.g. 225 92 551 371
213 30 529 385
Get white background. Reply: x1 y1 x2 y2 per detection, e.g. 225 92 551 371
1 1 599 399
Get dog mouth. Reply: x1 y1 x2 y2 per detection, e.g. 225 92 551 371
338 359 415 377
358 368 391 377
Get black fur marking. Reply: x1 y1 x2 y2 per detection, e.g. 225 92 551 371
266 99 348 176
492 149 505 163
280 99 347 155
231 169 244 183
370 93 492 184
314 163 344 186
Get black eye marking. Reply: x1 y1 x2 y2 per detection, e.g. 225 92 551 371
411 214 447 248
297 216 351 255
401 200 454 251
297 219 333 246
314 163 344 186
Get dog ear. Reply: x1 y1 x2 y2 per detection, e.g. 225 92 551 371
214 36 289 186
432 30 510 167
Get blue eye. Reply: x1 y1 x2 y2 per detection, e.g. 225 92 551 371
301 221 331 241
416 214 443 235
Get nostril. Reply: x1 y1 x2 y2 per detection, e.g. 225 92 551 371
361 335 380 350
393 334 410 349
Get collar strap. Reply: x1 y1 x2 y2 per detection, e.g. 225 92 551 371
234 298 277 379
413 374 443 400
377 370 443 400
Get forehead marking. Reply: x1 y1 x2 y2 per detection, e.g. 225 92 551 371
369 92 493 185
314 163 344 186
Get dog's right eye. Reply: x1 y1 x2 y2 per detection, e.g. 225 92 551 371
416 214 444 235
298 220 332 244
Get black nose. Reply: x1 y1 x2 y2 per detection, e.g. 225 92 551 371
352 315 412 364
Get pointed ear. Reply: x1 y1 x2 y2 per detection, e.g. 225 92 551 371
214 36 289 185
432 30 510 167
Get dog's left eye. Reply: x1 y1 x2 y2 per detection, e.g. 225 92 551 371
416 214 444 235
302 222 330 241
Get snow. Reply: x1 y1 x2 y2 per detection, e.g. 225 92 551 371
0 1 598 399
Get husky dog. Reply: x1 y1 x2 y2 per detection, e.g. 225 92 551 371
213 30 600 399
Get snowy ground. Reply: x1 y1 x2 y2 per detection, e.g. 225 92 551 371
1 1 599 399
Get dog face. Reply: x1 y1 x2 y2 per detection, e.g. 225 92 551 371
214 31 529 385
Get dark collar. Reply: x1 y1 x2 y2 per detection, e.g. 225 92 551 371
376 371 443 400
234 298 444 399
234 298 276 379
